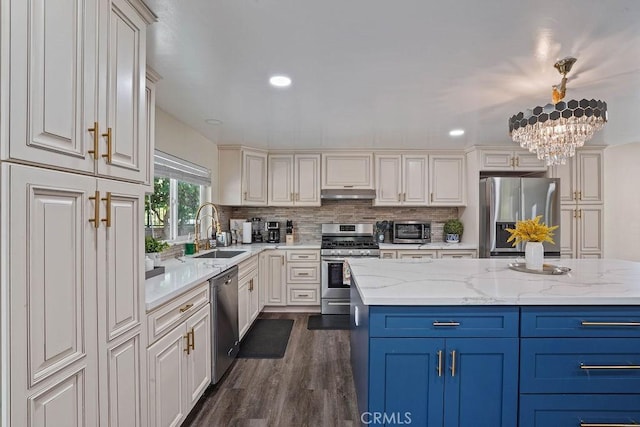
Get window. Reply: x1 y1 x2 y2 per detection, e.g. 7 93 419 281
145 151 211 241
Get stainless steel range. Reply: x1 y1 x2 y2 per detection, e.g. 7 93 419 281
321 224 379 314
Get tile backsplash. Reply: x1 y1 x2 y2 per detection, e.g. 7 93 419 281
219 201 458 243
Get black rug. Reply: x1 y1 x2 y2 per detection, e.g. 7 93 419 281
237 318 294 359
307 314 351 330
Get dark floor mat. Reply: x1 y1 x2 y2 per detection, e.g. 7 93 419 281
237 318 294 358
307 314 351 330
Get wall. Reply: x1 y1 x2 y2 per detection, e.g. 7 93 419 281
154 108 218 200
604 142 640 261
227 201 458 243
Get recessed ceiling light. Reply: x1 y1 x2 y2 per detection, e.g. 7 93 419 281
269 75 292 88
449 129 465 137
205 119 223 126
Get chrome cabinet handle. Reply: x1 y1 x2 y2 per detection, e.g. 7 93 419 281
580 363 640 370
580 423 640 427
433 321 460 327
450 350 457 377
581 321 640 327
437 350 443 377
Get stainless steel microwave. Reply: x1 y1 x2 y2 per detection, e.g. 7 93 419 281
393 221 431 244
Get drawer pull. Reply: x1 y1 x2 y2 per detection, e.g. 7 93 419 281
581 321 640 327
298 256 309 259
297 294 309 297
179 303 194 313
580 363 640 370
297 272 310 276
580 423 639 427
433 321 460 327
437 350 443 377
450 350 457 377
183 333 190 355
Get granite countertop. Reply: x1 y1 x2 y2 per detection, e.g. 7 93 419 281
348 258 640 306
378 242 478 250
145 242 320 311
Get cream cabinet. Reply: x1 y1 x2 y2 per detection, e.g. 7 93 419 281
380 250 398 259
559 205 603 259
147 303 211 427
480 149 547 171
144 68 162 190
286 250 321 306
429 154 466 205
322 152 374 189
374 154 428 206
238 255 261 339
268 154 321 206
218 146 268 206
396 250 438 260
263 250 287 306
4 164 147 427
437 250 477 259
550 149 603 204
4 0 155 184
381 249 477 259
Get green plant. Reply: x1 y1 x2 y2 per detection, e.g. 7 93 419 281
145 235 169 253
443 219 464 236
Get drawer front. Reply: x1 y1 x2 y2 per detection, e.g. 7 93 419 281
520 394 640 427
396 250 437 259
287 284 320 305
287 262 320 283
437 250 477 259
522 307 640 337
520 338 640 393
369 306 519 338
379 250 396 259
286 250 320 262
238 254 259 280
147 282 209 345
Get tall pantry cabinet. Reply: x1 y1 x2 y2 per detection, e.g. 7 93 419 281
0 1 156 426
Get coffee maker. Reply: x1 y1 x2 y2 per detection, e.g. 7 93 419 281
251 217 263 243
266 221 280 243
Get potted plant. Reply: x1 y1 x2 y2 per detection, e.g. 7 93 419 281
505 215 558 271
145 236 169 267
443 219 464 243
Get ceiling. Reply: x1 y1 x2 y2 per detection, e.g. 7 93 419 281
145 0 640 151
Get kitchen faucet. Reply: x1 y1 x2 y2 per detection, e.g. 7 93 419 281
194 202 221 253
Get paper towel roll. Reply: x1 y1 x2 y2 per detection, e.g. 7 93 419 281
242 222 252 244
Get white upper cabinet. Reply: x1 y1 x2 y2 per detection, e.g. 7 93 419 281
218 147 268 206
5 0 155 183
550 149 603 204
374 154 428 206
322 153 374 189
429 154 466 206
268 154 320 206
480 149 547 171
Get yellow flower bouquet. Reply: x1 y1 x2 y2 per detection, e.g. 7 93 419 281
505 215 558 246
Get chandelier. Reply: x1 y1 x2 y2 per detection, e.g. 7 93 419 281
508 57 607 166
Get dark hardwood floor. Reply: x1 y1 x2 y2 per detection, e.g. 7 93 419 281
185 313 360 427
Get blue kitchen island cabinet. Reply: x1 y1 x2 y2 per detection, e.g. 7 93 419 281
351 286 519 427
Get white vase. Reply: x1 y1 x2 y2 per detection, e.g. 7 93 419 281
525 241 544 271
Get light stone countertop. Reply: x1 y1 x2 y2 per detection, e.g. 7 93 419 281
348 258 640 306
145 242 320 311
378 242 478 250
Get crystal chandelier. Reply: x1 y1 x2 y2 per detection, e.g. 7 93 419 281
508 57 607 166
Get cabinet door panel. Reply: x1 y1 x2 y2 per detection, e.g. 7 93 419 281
551 161 576 203
294 154 321 206
481 151 513 170
27 369 92 427
559 206 576 256
429 155 465 205
515 152 547 171
243 151 267 204
98 180 143 342
100 0 146 182
404 155 429 205
444 338 518 427
8 0 97 173
105 334 142 427
266 252 286 305
577 150 603 203
147 325 187 427
369 338 444 427
374 155 402 205
238 281 250 339
578 205 603 256
186 306 211 407
268 155 293 205
322 153 373 189
249 273 261 321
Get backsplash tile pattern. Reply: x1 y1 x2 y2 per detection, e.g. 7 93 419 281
222 201 458 243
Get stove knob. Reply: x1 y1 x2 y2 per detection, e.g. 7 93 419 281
365 250 371 256
348 250 353 255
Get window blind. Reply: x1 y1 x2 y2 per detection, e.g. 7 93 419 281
153 150 211 186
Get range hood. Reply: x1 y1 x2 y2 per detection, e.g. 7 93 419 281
320 189 377 200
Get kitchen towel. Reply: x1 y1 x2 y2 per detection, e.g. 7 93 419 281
242 222 252 244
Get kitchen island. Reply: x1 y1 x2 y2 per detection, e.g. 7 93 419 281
348 258 640 427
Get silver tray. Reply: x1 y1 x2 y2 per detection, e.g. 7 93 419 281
508 262 571 275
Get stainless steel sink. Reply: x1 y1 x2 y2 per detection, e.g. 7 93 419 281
195 250 246 259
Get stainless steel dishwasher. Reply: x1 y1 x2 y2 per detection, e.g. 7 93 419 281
210 265 239 384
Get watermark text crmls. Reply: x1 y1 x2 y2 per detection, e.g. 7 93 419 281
361 412 412 425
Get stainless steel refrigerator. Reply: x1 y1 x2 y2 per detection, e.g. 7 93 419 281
479 177 560 258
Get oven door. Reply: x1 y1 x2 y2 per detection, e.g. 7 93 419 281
321 258 351 298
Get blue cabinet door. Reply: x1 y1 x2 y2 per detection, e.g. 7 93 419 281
443 338 519 427
369 338 445 426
